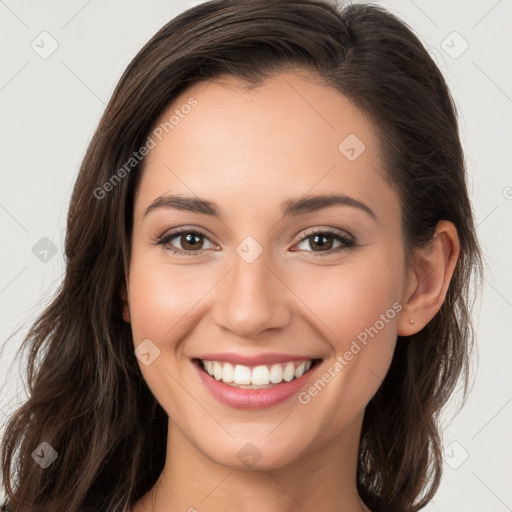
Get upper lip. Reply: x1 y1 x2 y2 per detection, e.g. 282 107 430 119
194 352 320 366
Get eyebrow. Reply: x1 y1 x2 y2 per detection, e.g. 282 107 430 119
144 193 376 220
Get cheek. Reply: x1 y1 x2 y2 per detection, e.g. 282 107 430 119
126 251 217 416
289 249 403 345
289 249 403 408
127 253 215 344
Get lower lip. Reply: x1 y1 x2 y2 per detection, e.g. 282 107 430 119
194 359 321 410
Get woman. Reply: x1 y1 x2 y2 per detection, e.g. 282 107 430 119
1 1 482 511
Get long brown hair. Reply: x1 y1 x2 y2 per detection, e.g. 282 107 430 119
1 1 483 511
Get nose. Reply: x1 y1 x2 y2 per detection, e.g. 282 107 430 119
212 248 292 339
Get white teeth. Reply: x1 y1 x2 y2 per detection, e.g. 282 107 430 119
213 361 223 380
201 359 316 386
233 364 252 385
294 361 306 379
222 362 234 383
269 364 283 383
283 362 295 382
251 365 270 386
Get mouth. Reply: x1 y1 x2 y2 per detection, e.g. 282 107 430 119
192 357 322 389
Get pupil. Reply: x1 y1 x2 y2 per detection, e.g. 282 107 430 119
183 233 201 249
179 234 335 252
312 234 332 251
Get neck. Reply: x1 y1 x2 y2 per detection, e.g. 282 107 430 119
134 410 369 512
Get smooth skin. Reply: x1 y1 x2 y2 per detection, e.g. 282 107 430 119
124 70 460 512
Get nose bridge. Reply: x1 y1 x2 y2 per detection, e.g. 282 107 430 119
212 243 290 337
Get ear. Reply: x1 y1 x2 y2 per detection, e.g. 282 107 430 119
397 220 460 336
120 281 131 323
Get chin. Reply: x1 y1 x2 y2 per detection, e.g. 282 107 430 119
196 435 307 471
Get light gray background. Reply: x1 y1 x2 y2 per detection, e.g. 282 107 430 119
1 1 511 510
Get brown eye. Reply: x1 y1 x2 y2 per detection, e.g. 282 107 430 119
294 229 356 256
307 233 335 251
157 229 216 255
179 232 204 250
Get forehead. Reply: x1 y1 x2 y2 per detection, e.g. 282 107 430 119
135 71 399 223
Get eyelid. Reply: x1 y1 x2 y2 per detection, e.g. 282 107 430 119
155 225 356 256
290 226 356 257
155 226 219 254
293 226 355 245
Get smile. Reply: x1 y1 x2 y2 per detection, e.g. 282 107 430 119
199 359 316 388
193 357 322 409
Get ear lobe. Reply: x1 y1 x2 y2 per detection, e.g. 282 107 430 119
120 282 131 323
397 220 460 336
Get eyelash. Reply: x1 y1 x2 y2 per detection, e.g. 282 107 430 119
155 226 356 257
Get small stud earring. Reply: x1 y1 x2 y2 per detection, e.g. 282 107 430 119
409 318 415 324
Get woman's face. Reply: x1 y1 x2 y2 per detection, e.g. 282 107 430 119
126 71 410 469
